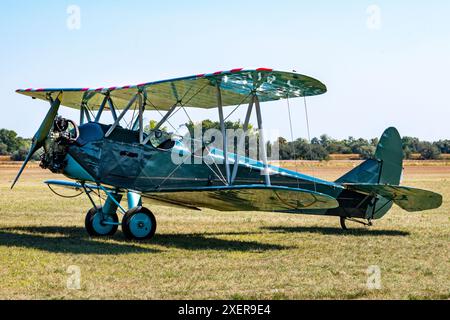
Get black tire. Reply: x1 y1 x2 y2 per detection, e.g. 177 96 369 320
340 217 348 231
122 207 157 241
85 206 119 237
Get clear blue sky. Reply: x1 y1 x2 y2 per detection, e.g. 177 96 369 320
1 0 449 141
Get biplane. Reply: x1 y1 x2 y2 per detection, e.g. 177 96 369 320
12 68 442 240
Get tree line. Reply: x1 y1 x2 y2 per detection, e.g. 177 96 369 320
186 121 449 161
1 123 449 161
0 129 38 161
277 134 448 161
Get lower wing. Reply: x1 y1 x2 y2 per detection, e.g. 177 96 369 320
142 185 339 212
44 180 339 212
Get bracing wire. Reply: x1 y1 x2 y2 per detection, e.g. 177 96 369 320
128 100 138 130
286 95 300 189
223 93 252 122
180 105 229 185
303 96 317 192
151 82 230 187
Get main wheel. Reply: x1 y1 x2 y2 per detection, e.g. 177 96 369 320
85 206 119 237
122 207 157 241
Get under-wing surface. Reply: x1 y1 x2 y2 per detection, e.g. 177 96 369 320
12 68 442 240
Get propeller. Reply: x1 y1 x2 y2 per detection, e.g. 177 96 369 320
11 92 63 189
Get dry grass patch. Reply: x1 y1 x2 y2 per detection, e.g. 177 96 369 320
0 163 448 299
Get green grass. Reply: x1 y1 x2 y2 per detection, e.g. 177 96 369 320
0 165 449 300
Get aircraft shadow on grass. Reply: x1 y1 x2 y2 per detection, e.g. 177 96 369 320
262 226 410 237
0 226 290 254
0 226 158 255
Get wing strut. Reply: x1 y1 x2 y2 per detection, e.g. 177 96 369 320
142 101 179 145
105 94 139 137
254 95 271 186
217 83 231 185
231 95 255 184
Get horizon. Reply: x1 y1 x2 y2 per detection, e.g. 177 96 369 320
1 1 449 141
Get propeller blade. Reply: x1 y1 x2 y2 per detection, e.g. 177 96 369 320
33 92 63 146
10 92 63 189
10 144 37 189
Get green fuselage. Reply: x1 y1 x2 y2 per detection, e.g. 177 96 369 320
58 123 374 219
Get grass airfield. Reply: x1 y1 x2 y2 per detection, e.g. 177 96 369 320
0 162 448 300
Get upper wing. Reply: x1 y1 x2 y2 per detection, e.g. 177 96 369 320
344 183 443 212
16 68 327 111
142 185 339 212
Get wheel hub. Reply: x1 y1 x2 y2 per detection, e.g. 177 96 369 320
129 213 152 238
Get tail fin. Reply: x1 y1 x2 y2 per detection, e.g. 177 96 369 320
336 127 404 219
335 128 442 219
336 127 403 185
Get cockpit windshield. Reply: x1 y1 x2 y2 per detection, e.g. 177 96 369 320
146 129 177 150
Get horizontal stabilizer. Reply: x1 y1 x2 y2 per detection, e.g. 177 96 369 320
344 183 443 212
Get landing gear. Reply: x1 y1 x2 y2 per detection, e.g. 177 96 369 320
85 206 119 237
122 207 157 241
81 185 156 241
339 217 373 230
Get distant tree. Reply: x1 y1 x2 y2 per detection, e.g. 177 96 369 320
319 134 331 148
356 145 376 159
0 142 8 155
311 137 321 145
185 120 254 136
370 138 379 147
278 137 288 145
434 140 450 154
417 142 441 160
402 136 420 154
0 129 25 153
308 143 329 161
282 138 329 161
403 146 413 160
10 147 30 161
